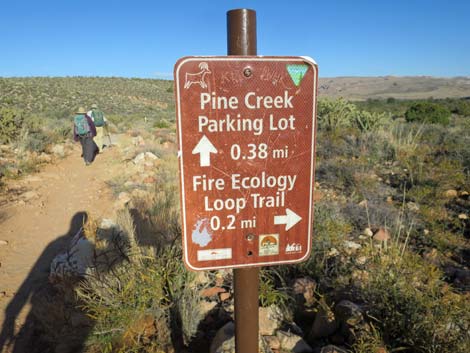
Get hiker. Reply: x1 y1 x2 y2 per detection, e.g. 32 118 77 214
73 107 97 165
87 103 108 152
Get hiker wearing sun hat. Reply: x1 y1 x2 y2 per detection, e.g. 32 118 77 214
73 107 97 165
87 103 108 153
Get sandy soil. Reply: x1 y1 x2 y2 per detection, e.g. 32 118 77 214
0 142 121 340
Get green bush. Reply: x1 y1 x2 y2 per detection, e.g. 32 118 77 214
353 110 390 132
405 102 451 125
76 212 193 353
17 128 49 153
0 107 24 143
452 100 470 116
317 98 356 131
153 118 171 129
318 98 391 132
259 268 292 309
296 201 353 281
359 248 470 352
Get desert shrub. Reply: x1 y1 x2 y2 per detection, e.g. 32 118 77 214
295 201 353 281
315 160 357 193
153 118 171 129
106 114 127 126
405 102 451 125
380 121 424 161
318 98 394 134
341 200 402 234
16 154 41 174
354 97 412 118
174 283 206 346
351 325 388 353
353 110 390 132
315 129 359 161
386 122 468 192
259 268 292 310
357 130 397 162
146 153 181 244
78 252 175 352
77 211 194 353
0 107 24 143
0 77 174 118
358 246 470 352
453 100 470 116
443 98 470 117
48 119 73 142
16 127 49 153
14 114 69 153
317 98 356 131
419 121 470 177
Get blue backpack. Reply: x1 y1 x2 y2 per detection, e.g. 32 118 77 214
74 115 91 136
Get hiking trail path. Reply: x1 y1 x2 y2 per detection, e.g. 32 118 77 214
0 141 122 333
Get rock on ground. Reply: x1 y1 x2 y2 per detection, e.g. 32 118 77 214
210 321 273 353
259 305 284 335
320 345 348 353
276 330 313 352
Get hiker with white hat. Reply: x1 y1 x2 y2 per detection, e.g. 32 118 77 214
73 107 97 165
87 103 108 153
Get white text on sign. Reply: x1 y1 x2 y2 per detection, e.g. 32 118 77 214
200 90 293 110
198 114 296 135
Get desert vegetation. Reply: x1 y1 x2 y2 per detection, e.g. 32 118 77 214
1 77 469 352
0 77 175 188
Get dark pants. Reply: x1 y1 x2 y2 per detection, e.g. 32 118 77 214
79 136 98 164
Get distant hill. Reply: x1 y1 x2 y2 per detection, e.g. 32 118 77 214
318 76 470 100
0 77 175 121
1 76 469 122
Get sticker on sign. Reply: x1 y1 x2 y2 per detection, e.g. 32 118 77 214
174 56 318 271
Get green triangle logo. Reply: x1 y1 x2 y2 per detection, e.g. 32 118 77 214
287 64 308 86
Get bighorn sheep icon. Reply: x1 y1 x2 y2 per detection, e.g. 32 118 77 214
184 62 211 89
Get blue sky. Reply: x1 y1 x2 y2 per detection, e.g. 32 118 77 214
1 0 469 78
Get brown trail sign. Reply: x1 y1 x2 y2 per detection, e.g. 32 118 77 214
174 56 318 270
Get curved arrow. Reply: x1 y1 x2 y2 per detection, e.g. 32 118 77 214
274 208 302 231
192 135 217 167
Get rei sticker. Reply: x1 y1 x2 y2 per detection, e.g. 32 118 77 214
259 234 279 256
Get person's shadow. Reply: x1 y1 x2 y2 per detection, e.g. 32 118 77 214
0 212 93 353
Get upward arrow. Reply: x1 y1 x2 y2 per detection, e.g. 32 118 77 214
192 135 217 167
274 208 302 231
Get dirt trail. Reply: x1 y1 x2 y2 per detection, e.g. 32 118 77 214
0 142 121 331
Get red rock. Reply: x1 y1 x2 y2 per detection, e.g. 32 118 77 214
219 292 231 301
143 176 156 184
373 227 390 242
375 348 388 353
200 286 225 298
314 190 324 201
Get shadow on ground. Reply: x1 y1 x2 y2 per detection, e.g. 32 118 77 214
0 212 93 353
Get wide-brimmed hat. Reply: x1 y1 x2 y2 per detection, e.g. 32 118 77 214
91 103 98 109
76 107 86 114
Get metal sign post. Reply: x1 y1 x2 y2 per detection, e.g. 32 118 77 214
174 8 318 353
228 9 259 353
